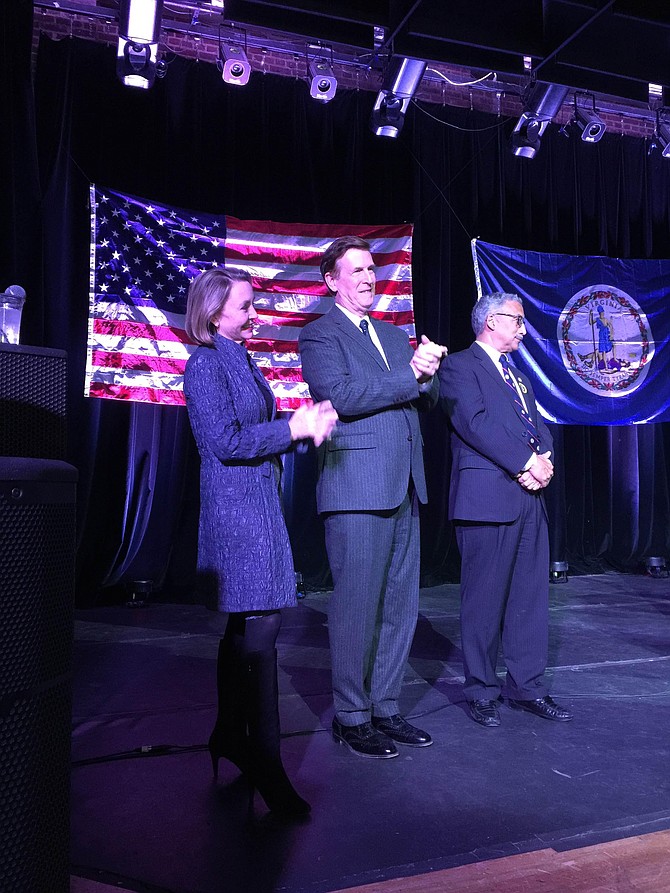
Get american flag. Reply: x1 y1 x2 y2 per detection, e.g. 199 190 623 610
87 184 415 408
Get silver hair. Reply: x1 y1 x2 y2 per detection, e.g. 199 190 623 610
471 292 523 337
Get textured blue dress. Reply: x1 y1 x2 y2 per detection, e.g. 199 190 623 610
184 334 298 612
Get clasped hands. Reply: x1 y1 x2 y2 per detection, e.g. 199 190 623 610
288 399 338 447
517 451 554 492
410 335 449 382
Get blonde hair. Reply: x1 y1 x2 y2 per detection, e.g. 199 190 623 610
185 268 253 346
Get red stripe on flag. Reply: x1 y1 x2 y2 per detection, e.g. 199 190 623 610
255 310 323 326
370 310 415 326
225 245 323 266
275 397 309 411
226 244 412 269
248 339 299 353
91 350 188 374
228 217 413 239
93 318 191 343
88 382 186 404
254 278 412 296
260 366 305 383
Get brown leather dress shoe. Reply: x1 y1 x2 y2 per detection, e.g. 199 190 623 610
508 695 573 722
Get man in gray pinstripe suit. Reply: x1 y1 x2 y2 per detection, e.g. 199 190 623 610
299 236 447 759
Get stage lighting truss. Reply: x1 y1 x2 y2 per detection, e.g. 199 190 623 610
510 82 569 159
369 56 427 138
573 94 606 143
218 31 251 86
117 0 163 89
307 49 337 103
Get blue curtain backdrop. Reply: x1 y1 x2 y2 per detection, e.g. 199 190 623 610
5 14 668 601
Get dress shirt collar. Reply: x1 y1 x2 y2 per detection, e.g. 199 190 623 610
475 339 503 366
336 302 374 331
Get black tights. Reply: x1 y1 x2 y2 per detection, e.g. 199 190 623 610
223 610 281 657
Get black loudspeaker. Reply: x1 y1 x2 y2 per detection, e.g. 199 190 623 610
0 344 67 459
0 458 77 893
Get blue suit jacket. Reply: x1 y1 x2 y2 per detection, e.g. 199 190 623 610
438 342 553 522
299 307 438 513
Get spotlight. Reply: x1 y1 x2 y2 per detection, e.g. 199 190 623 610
574 96 606 143
369 56 427 138
575 108 606 143
370 93 407 138
117 39 158 89
549 561 569 584
117 0 163 89
219 41 251 86
511 114 544 158
126 579 153 607
309 58 337 102
511 83 569 159
644 556 668 578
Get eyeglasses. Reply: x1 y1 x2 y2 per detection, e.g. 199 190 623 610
492 312 526 328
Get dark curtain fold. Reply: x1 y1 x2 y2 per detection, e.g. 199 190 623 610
22 34 670 603
0 1 43 341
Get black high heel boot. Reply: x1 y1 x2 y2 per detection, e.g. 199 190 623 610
208 638 250 779
246 648 311 819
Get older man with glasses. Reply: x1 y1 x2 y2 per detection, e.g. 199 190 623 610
438 292 572 729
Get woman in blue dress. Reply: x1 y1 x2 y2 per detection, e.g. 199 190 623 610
184 267 336 819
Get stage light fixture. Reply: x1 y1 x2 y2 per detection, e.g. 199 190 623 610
549 561 569 584
510 83 569 159
369 56 427 138
219 41 251 86
574 96 606 143
644 556 668 578
309 58 337 102
116 0 163 89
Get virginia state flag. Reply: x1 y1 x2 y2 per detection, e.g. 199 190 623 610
472 239 670 425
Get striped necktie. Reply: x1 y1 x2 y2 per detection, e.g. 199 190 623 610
499 354 542 453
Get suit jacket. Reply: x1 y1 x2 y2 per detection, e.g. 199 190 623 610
438 342 553 523
299 307 438 513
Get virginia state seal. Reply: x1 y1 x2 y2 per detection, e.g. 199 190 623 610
557 284 653 397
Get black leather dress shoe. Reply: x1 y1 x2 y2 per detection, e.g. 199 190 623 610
468 699 501 727
332 719 399 758
508 695 573 722
372 714 433 747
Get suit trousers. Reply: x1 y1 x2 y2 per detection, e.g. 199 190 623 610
324 490 420 725
455 494 549 702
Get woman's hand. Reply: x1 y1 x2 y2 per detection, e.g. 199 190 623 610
288 400 338 446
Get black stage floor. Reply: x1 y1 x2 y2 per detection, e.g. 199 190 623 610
70 573 670 893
